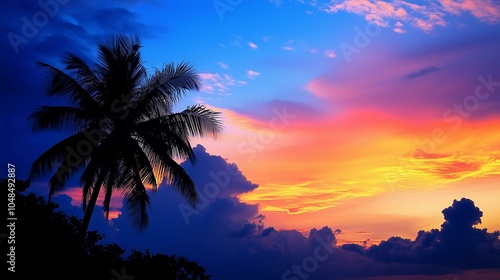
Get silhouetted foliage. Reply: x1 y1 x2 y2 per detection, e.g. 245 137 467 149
28 34 223 233
1 179 211 279
126 249 212 279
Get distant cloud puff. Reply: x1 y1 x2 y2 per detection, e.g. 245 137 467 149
198 72 237 93
247 70 261 79
393 21 406 33
440 0 500 23
248 42 258 49
218 62 229 69
325 49 336 58
405 66 440 79
309 0 500 32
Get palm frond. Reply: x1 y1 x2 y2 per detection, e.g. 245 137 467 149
130 62 201 121
47 159 86 200
134 118 196 164
29 105 97 132
83 166 107 213
102 163 118 220
132 126 198 207
29 131 93 199
139 134 198 206
95 34 146 107
37 62 103 111
161 155 198 208
62 53 104 96
119 136 158 191
80 154 105 211
159 61 201 97
168 105 223 138
79 133 119 210
122 156 151 230
31 34 224 233
29 132 92 181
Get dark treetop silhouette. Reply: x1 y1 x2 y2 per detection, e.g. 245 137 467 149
28 34 223 233
1 179 212 279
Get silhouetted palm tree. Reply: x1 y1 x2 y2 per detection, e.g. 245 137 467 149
29 34 223 233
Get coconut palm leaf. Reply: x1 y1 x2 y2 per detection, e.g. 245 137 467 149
29 34 223 233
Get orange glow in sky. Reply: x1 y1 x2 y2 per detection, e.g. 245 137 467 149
196 72 500 244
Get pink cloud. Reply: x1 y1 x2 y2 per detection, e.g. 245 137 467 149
393 21 406 33
247 70 261 79
248 42 258 49
412 10 447 32
198 73 237 93
323 0 408 27
304 44 499 120
439 0 500 23
325 49 336 58
313 0 499 32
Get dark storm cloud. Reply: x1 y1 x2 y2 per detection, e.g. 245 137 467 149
367 198 500 269
86 146 341 280
260 226 275 237
180 145 258 198
3 0 153 56
0 0 156 180
64 146 499 280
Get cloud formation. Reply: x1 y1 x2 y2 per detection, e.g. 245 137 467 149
247 70 261 79
439 0 500 23
198 73 237 94
248 42 259 49
61 146 499 280
366 198 500 269
307 0 500 32
405 66 440 79
325 49 337 58
306 32 500 119
0 0 156 181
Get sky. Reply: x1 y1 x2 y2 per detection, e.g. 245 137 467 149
1 0 500 279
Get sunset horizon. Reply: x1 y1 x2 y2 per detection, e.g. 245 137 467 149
2 0 500 279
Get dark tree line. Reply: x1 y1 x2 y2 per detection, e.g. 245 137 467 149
1 179 211 280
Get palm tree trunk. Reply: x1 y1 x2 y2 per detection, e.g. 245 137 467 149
80 183 102 235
